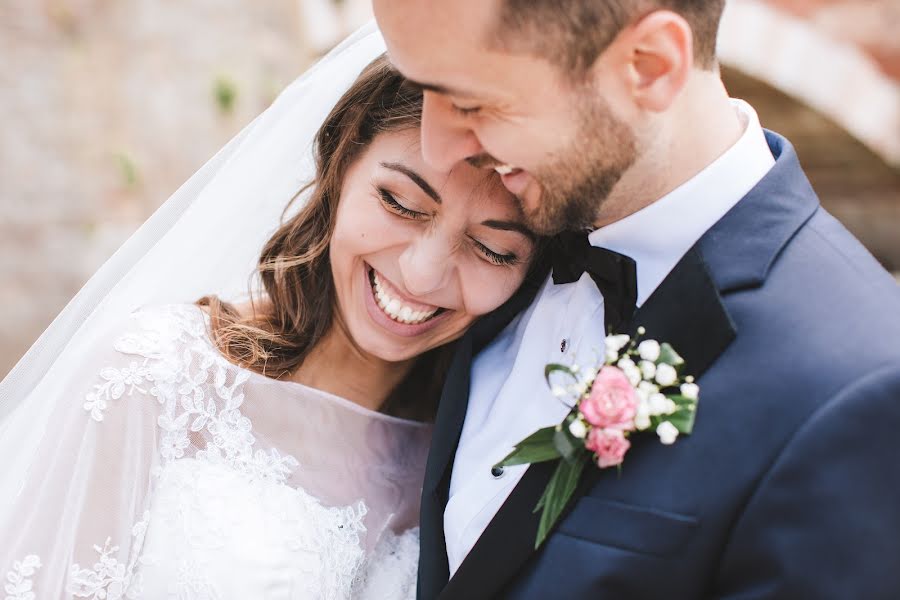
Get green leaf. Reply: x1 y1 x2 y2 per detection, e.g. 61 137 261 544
544 362 577 385
553 427 583 462
534 456 588 548
667 394 697 409
665 407 696 434
495 427 561 467
657 343 684 367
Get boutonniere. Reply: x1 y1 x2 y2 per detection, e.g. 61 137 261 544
495 327 699 548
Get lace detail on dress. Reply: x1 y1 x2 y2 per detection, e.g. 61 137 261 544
354 528 420 600
4 555 41 600
67 511 150 599
63 304 413 599
83 360 154 422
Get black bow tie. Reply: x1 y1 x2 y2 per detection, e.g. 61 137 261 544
550 231 638 332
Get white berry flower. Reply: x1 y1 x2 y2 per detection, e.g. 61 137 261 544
639 360 657 380
637 399 650 417
568 419 588 439
617 357 636 370
655 363 678 387
657 421 679 445
635 412 651 431
638 380 659 395
605 348 620 363
664 399 678 415
649 393 668 416
606 334 631 353
638 339 661 362
680 382 699 400
624 365 642 387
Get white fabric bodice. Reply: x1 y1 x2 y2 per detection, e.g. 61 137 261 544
1 303 430 599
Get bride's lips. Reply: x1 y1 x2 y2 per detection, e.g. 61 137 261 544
362 265 450 338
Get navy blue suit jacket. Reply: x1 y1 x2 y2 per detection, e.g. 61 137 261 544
417 132 900 599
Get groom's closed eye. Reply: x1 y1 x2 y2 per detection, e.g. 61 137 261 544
452 104 482 117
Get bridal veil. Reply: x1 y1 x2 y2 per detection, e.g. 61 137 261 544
0 22 428 598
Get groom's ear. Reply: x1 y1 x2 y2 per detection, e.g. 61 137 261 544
614 10 693 113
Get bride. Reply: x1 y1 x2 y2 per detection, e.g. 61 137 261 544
0 47 541 598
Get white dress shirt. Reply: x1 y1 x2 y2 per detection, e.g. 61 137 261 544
444 99 776 575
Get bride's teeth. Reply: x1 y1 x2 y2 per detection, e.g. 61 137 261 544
370 269 440 325
494 164 515 175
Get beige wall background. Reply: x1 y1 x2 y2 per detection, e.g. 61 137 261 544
1 0 898 379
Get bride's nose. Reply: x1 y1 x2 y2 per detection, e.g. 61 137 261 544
398 233 455 298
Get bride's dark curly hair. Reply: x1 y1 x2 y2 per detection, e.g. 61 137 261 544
197 54 451 421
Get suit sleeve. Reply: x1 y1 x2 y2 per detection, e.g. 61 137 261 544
714 364 900 599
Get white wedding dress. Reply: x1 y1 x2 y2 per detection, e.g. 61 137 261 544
0 303 431 599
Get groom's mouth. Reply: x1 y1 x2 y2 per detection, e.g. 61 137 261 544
495 165 530 197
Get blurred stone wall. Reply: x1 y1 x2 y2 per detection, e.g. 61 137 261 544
0 0 372 377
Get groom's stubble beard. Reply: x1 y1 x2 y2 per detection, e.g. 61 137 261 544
522 95 638 236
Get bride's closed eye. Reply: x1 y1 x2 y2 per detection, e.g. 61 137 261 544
376 185 521 267
469 237 519 266
376 186 426 220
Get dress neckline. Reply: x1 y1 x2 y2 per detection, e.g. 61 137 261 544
191 304 432 430
242 368 433 429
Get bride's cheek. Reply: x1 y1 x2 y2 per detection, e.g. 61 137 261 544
465 269 523 316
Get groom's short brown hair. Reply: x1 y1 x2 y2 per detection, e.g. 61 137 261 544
493 0 725 74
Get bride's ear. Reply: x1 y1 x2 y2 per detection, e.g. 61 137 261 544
616 10 693 113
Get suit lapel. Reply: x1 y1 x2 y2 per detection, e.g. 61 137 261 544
624 247 736 377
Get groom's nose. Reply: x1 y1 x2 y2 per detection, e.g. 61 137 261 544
421 93 483 171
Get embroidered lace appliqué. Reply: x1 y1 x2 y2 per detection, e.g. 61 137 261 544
4 555 41 600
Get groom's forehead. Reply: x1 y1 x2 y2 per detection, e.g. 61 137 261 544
378 0 543 97
375 0 499 48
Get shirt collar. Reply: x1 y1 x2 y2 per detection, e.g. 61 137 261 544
588 99 775 307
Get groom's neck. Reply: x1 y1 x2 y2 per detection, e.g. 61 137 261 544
594 72 744 229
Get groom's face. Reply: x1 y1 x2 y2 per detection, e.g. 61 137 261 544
374 0 639 235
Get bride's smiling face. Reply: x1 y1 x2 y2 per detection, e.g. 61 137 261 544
329 128 536 362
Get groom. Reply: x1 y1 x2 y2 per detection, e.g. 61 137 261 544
374 1 900 598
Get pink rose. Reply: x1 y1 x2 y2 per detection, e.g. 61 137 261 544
579 366 638 430
585 428 631 468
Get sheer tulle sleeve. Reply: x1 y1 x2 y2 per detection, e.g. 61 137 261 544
0 314 163 599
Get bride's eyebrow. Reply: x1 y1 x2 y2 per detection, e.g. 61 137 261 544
482 219 536 241
380 162 442 204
